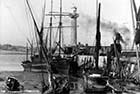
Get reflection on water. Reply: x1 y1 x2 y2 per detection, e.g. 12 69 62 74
0 54 25 71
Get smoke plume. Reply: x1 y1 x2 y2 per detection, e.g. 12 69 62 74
77 14 131 45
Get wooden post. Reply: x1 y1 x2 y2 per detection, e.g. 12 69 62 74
130 0 140 77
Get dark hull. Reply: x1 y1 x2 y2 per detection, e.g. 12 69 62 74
22 57 70 74
21 63 32 72
50 58 70 74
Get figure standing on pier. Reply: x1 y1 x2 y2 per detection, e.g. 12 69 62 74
106 30 125 77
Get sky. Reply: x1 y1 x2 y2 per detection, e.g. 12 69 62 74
0 0 140 47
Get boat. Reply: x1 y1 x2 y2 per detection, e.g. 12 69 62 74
20 0 140 93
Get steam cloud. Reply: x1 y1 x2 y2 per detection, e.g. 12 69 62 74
78 14 131 45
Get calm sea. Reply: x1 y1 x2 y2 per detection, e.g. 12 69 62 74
0 50 26 71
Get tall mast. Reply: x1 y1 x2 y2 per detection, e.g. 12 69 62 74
26 43 29 61
130 0 140 77
49 0 53 50
59 0 62 56
96 0 98 25
95 3 101 70
31 40 33 57
74 8 78 45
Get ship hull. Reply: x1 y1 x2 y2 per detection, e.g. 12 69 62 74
21 56 70 74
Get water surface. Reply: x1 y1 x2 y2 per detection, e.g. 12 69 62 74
0 50 26 71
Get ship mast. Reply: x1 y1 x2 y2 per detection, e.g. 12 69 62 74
59 0 62 56
26 43 29 61
95 2 101 70
45 0 79 54
49 0 53 51
130 0 140 77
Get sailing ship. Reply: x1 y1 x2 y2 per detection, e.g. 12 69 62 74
21 0 81 76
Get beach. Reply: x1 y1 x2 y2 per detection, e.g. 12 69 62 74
0 71 86 94
0 71 43 94
0 51 42 93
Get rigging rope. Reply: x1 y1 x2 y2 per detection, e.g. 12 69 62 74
3 1 30 45
24 0 35 42
27 0 41 29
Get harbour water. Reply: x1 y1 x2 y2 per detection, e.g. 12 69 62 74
0 50 25 71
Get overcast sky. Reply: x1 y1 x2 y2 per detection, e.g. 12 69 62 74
0 0 140 47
